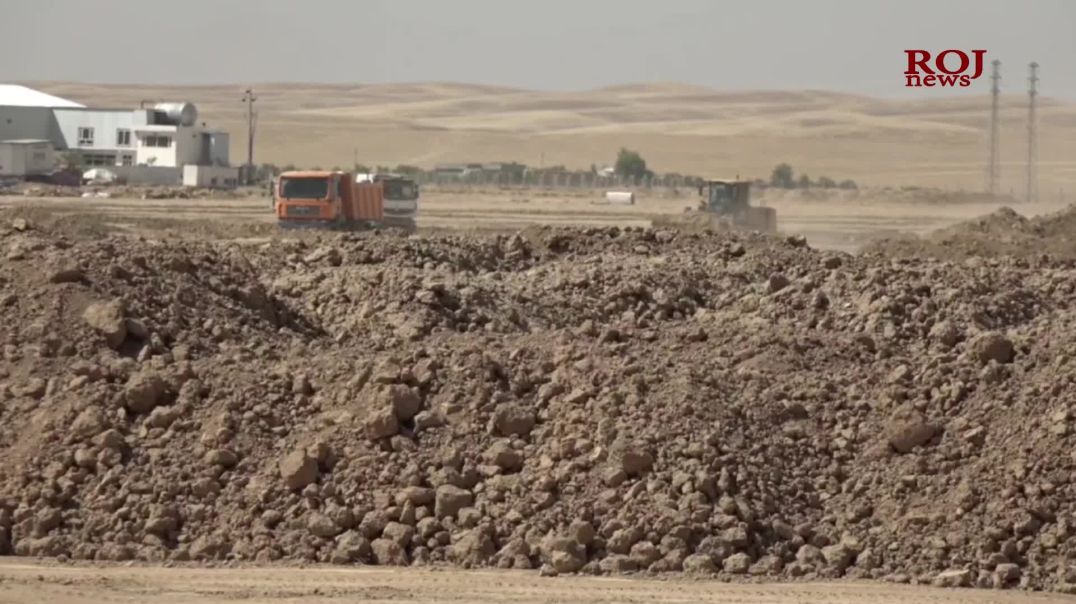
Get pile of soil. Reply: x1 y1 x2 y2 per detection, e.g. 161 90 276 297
2 210 1076 592
865 206 1076 260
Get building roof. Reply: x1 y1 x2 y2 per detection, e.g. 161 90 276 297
0 85 85 108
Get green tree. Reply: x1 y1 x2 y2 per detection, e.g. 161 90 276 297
770 163 795 189
816 176 837 188
839 179 858 190
615 148 648 180
797 173 811 189
394 164 422 175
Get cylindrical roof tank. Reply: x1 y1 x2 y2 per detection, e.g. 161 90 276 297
154 102 198 126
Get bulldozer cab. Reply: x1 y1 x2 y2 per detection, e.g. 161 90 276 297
698 179 751 215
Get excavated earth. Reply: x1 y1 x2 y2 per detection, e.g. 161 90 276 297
2 206 1076 592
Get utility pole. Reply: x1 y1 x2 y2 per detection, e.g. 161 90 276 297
242 88 257 185
1026 62 1038 203
987 60 1001 196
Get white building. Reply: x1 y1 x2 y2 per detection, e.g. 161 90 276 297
0 139 55 177
0 85 235 186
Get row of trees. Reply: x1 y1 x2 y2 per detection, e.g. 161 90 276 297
770 163 857 190
249 152 857 191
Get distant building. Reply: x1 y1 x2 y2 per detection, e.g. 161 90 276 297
433 161 526 179
0 84 235 186
0 139 54 177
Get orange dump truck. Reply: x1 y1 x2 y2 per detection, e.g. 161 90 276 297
275 170 384 229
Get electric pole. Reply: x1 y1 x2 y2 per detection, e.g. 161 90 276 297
987 60 1000 196
1026 62 1038 203
242 88 257 185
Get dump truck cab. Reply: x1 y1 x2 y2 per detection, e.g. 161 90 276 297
276 170 383 229
276 170 345 225
356 173 418 231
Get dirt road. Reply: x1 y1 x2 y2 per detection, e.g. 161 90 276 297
2 560 1074 604
1 191 1068 251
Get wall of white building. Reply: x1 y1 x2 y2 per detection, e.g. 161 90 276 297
182 165 239 188
0 140 54 176
52 108 136 158
135 125 205 168
0 106 57 144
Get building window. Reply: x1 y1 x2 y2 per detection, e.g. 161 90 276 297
78 127 94 146
116 129 131 146
143 134 172 148
121 154 133 166
83 153 115 166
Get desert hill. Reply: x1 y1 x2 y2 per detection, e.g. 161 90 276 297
23 81 1076 193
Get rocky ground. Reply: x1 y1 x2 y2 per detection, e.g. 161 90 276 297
1 205 1075 592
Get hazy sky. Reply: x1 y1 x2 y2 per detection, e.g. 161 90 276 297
2 0 1074 98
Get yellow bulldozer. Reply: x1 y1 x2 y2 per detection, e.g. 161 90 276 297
654 179 777 234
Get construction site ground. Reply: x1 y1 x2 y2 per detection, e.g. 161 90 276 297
3 560 1076 604
1 188 1068 250
3 187 1076 603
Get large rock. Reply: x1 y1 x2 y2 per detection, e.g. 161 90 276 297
82 300 127 349
382 522 414 548
385 384 422 421
397 486 435 507
370 538 409 566
795 544 825 568
599 554 638 574
969 332 1015 364
365 406 399 439
723 552 752 574
124 371 167 413
279 448 318 490
483 440 523 472
491 404 536 436
307 512 341 538
612 441 654 477
821 543 855 572
929 320 962 348
448 528 496 566
933 568 973 588
72 408 107 439
541 536 586 573
683 553 717 574
885 405 938 453
332 531 371 563
435 485 473 519
568 520 596 547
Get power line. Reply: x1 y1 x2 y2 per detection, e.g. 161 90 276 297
1026 62 1038 203
987 60 1000 196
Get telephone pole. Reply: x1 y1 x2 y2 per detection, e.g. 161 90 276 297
987 60 1001 196
1026 62 1038 203
242 88 257 185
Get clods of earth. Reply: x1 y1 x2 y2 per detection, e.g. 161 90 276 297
2 206 1076 592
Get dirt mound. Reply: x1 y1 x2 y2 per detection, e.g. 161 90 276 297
2 211 1076 591
865 205 1076 260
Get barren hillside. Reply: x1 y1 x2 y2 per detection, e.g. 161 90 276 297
24 82 1076 193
